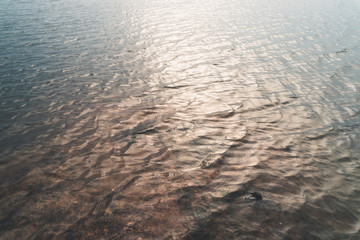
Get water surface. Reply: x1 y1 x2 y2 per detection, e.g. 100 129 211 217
1 0 360 239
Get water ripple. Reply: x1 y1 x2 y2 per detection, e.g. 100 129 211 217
1 0 360 239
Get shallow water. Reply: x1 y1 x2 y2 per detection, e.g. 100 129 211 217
1 0 360 239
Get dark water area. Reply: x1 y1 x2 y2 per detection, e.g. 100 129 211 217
1 0 360 239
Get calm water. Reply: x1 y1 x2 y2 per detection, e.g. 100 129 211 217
1 0 360 239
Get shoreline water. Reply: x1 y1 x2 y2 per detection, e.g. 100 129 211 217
1 0 360 239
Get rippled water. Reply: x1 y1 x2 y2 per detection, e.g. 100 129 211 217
1 0 360 239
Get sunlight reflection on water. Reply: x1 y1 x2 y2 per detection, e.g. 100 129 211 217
1 0 360 239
